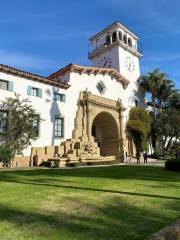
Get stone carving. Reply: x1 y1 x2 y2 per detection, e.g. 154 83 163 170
83 143 93 153
148 219 180 240
31 90 131 166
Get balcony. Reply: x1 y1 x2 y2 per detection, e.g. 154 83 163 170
88 40 143 59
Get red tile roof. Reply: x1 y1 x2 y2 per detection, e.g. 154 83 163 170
0 64 70 89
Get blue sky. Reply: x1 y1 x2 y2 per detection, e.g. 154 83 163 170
0 0 180 88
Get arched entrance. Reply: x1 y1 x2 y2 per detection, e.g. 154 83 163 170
91 112 119 157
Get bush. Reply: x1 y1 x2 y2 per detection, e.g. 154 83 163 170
150 149 163 159
165 159 180 171
0 146 13 165
40 161 51 168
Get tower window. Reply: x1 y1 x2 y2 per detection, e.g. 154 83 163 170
123 34 127 44
128 38 132 47
118 31 122 41
106 35 111 45
112 32 117 42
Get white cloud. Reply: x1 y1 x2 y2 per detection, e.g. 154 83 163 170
0 49 59 71
145 53 180 63
34 31 92 41
0 10 61 24
99 0 180 35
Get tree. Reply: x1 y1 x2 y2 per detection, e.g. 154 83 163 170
127 107 152 154
138 68 179 151
153 108 180 154
138 68 175 115
168 90 180 109
0 93 41 165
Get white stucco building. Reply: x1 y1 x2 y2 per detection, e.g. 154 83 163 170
0 21 144 166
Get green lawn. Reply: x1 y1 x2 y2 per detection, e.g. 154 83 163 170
0 165 179 240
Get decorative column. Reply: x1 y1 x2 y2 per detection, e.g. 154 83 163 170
116 31 119 41
117 99 126 160
86 93 94 142
86 100 90 141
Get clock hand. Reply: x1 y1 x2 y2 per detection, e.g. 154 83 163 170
103 59 108 67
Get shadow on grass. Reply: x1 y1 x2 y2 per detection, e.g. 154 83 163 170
0 165 179 182
0 195 179 240
1 178 180 201
0 166 180 239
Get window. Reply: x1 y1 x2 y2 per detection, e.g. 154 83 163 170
32 116 40 137
0 80 8 90
27 86 42 98
106 35 111 45
31 88 39 97
54 117 64 138
123 34 127 44
128 38 132 47
112 32 117 42
96 81 107 94
0 80 14 92
119 31 122 41
54 93 66 102
0 111 7 132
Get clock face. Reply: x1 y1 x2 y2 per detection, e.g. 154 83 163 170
99 56 112 68
125 55 135 72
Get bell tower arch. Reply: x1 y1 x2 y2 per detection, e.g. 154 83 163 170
88 21 142 82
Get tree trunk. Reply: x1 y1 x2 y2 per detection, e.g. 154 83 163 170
165 136 173 151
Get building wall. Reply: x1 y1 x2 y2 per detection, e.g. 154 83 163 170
118 47 140 82
64 71 144 140
91 45 120 70
0 71 67 156
0 68 144 157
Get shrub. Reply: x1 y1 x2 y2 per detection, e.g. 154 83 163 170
127 107 152 153
40 161 51 168
0 145 13 166
165 159 180 171
150 149 163 159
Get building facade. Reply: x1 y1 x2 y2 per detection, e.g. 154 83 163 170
0 21 144 167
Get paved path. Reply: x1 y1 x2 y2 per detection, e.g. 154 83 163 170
121 158 165 167
0 158 165 171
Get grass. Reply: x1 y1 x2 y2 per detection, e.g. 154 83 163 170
0 165 180 240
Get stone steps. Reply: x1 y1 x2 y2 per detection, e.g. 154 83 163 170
47 155 117 167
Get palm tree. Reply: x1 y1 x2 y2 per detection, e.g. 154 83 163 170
138 68 175 116
168 90 180 109
158 79 175 109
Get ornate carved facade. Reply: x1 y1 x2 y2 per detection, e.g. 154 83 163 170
31 90 129 166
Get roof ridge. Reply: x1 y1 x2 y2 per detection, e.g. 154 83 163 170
48 63 129 88
0 63 70 89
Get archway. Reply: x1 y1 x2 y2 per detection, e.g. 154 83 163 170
91 112 119 157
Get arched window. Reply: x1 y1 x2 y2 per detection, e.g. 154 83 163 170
123 34 127 44
128 38 132 47
118 31 122 41
135 99 138 106
112 32 117 42
106 35 111 45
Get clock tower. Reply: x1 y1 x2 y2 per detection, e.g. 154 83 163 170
88 21 142 82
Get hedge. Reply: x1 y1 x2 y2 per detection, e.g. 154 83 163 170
165 159 180 171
